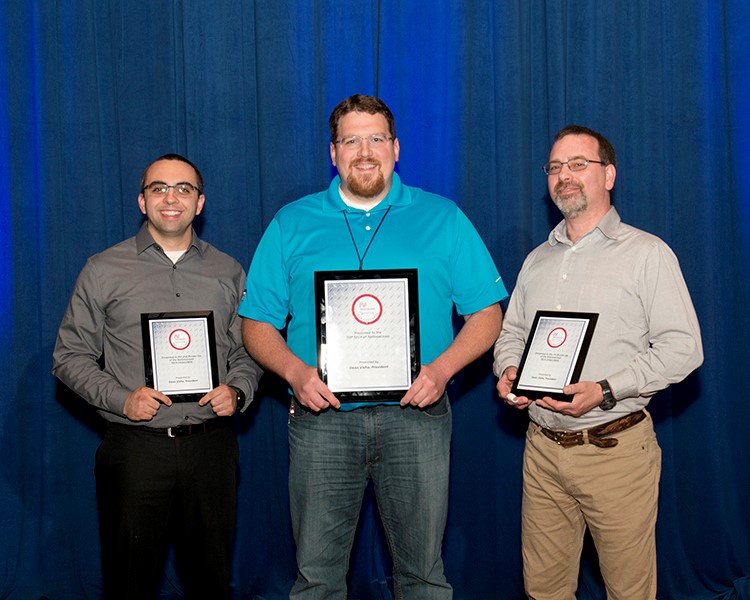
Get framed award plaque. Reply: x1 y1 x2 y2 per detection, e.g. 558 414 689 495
314 269 420 402
141 310 219 402
511 310 598 402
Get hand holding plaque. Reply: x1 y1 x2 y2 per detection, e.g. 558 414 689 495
510 311 598 402
141 311 220 402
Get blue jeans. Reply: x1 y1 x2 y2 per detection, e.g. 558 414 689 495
288 396 453 600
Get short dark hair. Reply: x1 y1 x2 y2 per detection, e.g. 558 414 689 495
139 153 204 193
553 125 616 167
328 94 397 142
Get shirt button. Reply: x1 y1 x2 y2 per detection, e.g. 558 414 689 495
562 274 567 280
176 293 181 297
365 225 372 231
556 304 562 310
365 212 371 217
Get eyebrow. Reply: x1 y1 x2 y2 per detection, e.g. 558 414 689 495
548 155 589 162
146 180 197 186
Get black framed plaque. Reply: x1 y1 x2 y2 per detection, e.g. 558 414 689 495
511 310 598 402
315 269 420 402
141 310 220 402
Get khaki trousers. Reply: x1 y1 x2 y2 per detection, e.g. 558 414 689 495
522 411 661 600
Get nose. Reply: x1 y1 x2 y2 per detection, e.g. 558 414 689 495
357 140 374 157
164 188 179 202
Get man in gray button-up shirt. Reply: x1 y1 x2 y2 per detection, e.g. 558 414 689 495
53 154 262 600
494 126 702 599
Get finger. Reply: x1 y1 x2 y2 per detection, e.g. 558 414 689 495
300 394 329 413
154 391 172 406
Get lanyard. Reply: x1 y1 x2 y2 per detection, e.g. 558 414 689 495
343 205 392 270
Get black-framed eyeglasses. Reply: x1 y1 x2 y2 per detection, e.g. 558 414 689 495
141 181 202 197
542 158 606 175
333 133 393 148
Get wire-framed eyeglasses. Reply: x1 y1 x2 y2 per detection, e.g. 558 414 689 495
543 157 606 176
333 133 394 148
141 182 202 197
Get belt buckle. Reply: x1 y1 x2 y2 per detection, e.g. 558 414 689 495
555 430 583 447
167 425 189 438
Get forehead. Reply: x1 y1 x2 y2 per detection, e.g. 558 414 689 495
549 134 600 159
145 159 198 183
337 111 389 135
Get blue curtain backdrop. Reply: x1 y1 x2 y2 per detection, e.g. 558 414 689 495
1 1 749 598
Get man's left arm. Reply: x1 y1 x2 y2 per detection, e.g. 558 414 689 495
400 303 503 408
541 242 704 416
605 242 703 400
199 275 264 417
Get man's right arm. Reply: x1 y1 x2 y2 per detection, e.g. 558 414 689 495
493 270 534 409
52 262 171 420
241 318 340 411
52 261 130 415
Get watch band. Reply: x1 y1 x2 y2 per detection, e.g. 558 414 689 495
598 379 617 411
230 385 246 410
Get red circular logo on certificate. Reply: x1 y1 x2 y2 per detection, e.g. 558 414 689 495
546 327 567 348
352 294 383 325
169 328 191 350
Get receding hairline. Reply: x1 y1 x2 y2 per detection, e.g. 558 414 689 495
139 154 204 192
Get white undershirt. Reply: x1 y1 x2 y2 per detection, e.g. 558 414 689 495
164 250 187 264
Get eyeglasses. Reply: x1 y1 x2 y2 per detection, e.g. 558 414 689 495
141 181 202 197
333 133 393 148
542 158 606 175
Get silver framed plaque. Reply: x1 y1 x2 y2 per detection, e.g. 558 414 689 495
511 310 598 402
141 311 219 402
315 269 420 402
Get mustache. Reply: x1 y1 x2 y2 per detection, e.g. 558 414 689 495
554 181 582 195
351 158 381 168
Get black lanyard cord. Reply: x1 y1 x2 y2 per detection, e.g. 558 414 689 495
343 205 392 270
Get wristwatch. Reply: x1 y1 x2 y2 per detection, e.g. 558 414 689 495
597 379 617 411
230 385 246 410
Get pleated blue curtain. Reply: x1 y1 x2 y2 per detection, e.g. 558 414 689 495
1 1 748 598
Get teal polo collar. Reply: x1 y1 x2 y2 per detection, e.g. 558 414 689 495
322 172 413 213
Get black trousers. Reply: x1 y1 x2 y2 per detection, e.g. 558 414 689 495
95 420 239 600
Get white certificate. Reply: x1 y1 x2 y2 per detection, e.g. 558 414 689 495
141 311 219 402
512 311 598 401
315 269 420 402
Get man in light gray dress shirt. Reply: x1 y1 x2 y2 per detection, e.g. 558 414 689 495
494 125 703 600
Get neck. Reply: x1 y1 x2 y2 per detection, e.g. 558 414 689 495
564 206 610 244
147 223 192 251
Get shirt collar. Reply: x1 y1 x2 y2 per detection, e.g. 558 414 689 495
135 222 206 256
322 172 412 213
548 206 622 246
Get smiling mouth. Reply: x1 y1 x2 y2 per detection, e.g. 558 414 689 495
352 159 380 170
556 184 581 197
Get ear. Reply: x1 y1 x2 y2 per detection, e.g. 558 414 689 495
138 194 147 215
196 194 206 216
330 141 337 167
393 137 400 162
605 164 616 191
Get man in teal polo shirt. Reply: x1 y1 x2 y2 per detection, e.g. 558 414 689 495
240 94 507 599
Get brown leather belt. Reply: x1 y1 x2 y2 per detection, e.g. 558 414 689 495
537 410 646 448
